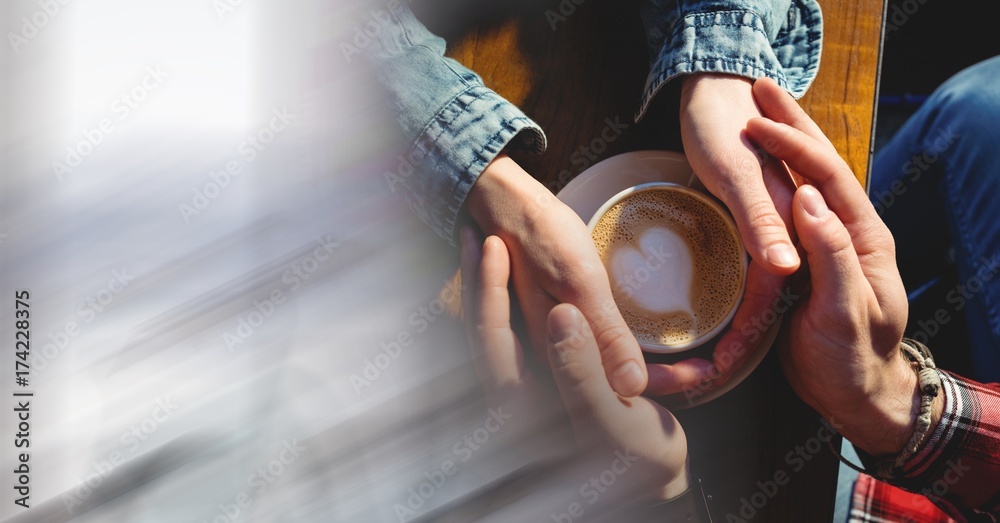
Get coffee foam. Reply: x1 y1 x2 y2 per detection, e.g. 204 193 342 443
591 188 744 346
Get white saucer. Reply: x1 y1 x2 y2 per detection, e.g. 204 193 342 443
556 150 780 408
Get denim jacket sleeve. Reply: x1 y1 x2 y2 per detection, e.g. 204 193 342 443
637 0 823 120
362 1 546 247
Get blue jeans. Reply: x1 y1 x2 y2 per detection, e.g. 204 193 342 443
836 54 1000 523
869 55 1000 383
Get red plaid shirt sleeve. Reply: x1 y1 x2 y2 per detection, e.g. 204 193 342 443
850 370 1000 522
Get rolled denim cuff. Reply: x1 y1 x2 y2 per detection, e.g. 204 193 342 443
637 1 822 121
385 85 546 247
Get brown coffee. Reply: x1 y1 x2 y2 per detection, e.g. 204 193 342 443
591 187 745 348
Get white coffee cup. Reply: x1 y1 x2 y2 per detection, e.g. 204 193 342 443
588 182 748 353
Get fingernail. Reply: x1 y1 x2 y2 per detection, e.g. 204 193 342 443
613 361 644 396
766 243 798 268
800 185 829 218
548 306 582 344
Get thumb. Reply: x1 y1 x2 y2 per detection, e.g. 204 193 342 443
548 304 620 425
793 185 868 303
573 294 647 398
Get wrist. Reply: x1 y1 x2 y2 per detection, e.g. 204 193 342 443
843 350 944 458
464 153 547 233
845 353 919 456
681 73 752 100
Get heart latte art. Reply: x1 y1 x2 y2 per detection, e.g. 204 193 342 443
591 188 745 347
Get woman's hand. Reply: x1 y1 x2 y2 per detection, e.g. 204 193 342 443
645 74 800 396
465 155 719 396
460 230 690 502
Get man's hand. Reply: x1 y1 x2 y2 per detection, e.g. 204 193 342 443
461 230 690 502
745 77 939 457
466 155 718 396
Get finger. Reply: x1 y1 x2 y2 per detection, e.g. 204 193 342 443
460 226 481 328
643 359 717 397
752 78 835 150
792 185 872 305
467 233 527 392
748 117 904 310
712 147 800 275
563 278 647 397
746 117 884 252
761 153 799 242
511 275 560 369
547 303 621 422
712 157 797 384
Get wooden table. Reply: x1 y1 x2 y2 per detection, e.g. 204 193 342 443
441 0 885 519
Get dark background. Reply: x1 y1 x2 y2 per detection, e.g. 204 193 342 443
877 0 1000 377
876 0 1000 146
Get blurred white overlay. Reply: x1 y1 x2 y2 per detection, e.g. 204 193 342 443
69 0 251 129
0 1 671 522
0 0 632 523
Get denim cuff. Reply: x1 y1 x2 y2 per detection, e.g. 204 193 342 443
387 85 546 247
637 1 822 121
369 1 547 247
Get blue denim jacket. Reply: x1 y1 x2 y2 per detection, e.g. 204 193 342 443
364 0 822 246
